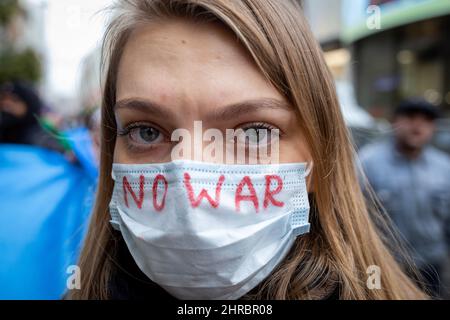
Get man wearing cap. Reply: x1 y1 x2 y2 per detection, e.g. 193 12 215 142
359 99 450 298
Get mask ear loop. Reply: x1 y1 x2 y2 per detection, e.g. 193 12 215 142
305 162 314 177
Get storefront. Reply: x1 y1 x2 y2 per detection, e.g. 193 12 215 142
342 0 450 118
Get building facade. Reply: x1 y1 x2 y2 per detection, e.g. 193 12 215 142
303 0 450 118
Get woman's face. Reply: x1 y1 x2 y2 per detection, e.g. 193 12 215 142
114 18 311 167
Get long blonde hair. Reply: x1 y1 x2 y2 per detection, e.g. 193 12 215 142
70 0 427 299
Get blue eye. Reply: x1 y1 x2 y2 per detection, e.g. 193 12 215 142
128 126 163 145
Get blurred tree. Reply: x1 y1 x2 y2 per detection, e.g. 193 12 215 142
0 48 42 84
0 0 42 84
0 0 21 26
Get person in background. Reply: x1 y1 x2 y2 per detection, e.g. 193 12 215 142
0 81 67 153
359 99 450 298
0 82 98 299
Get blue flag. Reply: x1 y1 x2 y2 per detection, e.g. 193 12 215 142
0 145 96 299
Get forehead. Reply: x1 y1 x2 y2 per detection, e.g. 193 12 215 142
116 18 285 112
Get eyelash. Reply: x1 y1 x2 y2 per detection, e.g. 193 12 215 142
239 122 277 132
117 122 151 137
117 121 282 153
117 122 279 134
117 122 169 152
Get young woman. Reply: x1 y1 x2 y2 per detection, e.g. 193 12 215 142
69 0 427 300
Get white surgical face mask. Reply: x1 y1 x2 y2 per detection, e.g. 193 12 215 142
109 160 311 300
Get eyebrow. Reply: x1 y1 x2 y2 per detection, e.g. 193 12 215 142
208 98 293 122
114 99 177 120
114 97 292 121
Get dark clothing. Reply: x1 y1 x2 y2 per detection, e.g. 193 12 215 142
418 263 442 298
0 82 65 153
359 139 450 267
0 120 65 153
108 231 177 300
